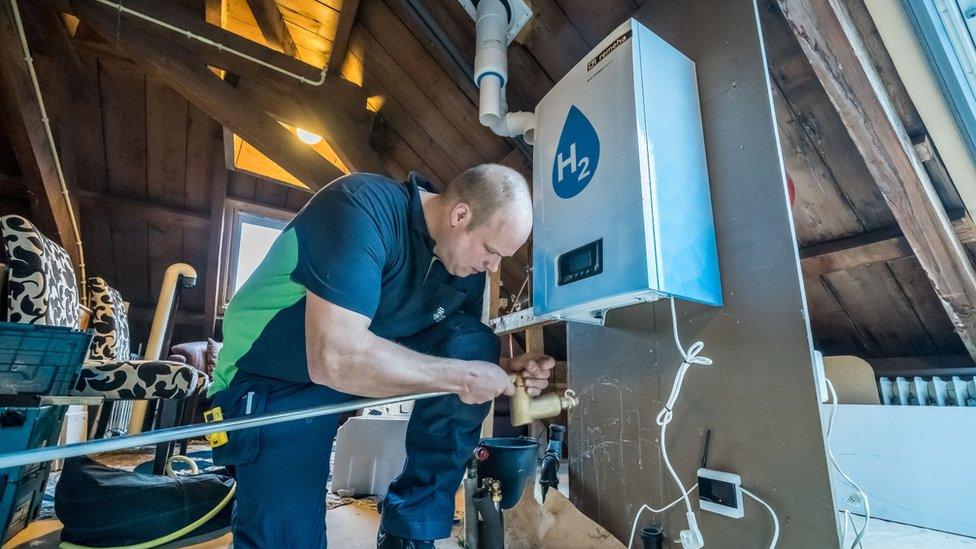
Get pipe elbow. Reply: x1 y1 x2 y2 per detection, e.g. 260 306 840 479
508 374 578 427
485 109 536 143
165 263 198 288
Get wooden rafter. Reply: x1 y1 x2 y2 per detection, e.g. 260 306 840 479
71 0 385 178
0 0 82 268
327 0 360 75
800 213 976 278
778 0 976 359
75 190 210 229
71 0 317 83
72 0 346 191
244 0 299 58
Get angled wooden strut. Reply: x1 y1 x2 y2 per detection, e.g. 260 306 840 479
0 0 82 268
69 0 385 189
778 0 976 360
244 0 299 58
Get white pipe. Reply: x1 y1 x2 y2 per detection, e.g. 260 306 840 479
127 263 198 435
91 0 328 85
473 0 535 144
10 0 88 306
479 74 503 128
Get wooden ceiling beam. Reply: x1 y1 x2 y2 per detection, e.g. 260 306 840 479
0 0 82 269
778 0 976 360
231 72 384 174
70 0 384 178
244 0 299 58
800 213 976 278
75 190 210 229
69 0 320 85
72 0 343 191
327 0 360 75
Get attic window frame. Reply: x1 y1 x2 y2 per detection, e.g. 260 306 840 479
219 198 294 312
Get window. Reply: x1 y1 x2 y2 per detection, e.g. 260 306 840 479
220 200 292 310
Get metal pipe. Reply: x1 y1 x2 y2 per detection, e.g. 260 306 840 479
0 391 448 470
127 263 198 435
90 0 327 85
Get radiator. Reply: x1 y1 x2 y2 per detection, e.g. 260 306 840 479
105 400 134 436
878 375 976 406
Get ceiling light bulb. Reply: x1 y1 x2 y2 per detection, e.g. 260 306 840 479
296 128 322 145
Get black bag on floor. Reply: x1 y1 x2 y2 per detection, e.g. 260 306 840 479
55 457 234 547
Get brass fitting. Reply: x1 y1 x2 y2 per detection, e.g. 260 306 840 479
509 373 579 427
482 478 502 504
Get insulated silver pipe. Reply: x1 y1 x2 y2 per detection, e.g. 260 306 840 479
0 392 448 470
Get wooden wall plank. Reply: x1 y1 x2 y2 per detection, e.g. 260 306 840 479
887 257 967 355
71 51 107 194
554 0 637 47
760 4 894 231
253 177 291 208
76 190 209 229
285 187 312 211
109 212 150 313
772 80 863 244
362 28 485 169
98 57 148 200
202 111 227 338
228 171 258 201
78 203 115 285
364 71 459 183
514 0 589 82
147 222 185 304
369 117 440 189
359 1 509 161
824 263 935 356
395 0 551 111
184 105 218 211
180 224 210 313
146 76 189 208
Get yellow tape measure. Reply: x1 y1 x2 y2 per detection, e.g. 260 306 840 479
203 406 228 448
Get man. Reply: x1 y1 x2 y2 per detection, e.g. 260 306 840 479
208 164 554 548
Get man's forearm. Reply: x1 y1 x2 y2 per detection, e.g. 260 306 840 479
307 329 476 397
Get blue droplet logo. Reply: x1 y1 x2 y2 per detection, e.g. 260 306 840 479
551 105 600 199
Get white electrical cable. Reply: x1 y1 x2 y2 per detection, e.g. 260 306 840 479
653 297 712 548
9 0 88 305
91 0 327 85
626 484 699 549
825 378 871 548
741 487 780 549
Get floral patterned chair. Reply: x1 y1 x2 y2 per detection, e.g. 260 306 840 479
0 215 199 409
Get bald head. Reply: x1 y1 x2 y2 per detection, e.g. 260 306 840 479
443 164 532 230
423 163 533 277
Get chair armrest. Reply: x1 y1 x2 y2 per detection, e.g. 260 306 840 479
73 359 200 401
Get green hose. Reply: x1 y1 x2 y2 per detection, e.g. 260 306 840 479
58 482 236 549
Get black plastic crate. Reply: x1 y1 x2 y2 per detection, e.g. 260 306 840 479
0 323 91 397
0 405 65 543
0 464 50 543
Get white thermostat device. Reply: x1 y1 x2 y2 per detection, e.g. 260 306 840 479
531 19 722 324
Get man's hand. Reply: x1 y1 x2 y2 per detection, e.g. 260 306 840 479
504 353 556 397
457 361 517 405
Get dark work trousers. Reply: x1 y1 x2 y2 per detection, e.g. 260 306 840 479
211 313 499 548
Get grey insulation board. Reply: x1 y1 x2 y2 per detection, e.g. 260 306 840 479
566 1 839 548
